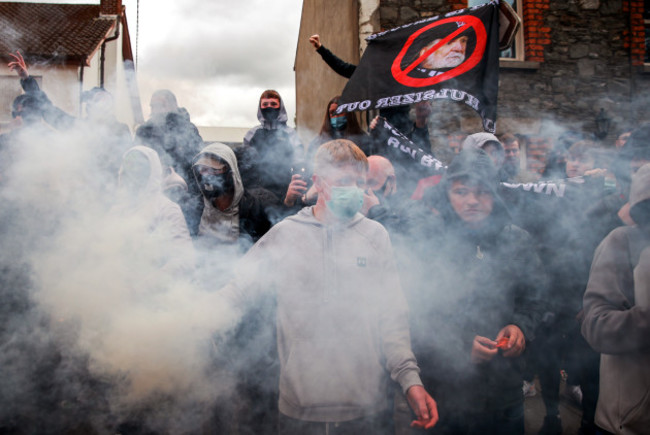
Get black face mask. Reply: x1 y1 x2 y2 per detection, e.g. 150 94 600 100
261 107 280 122
196 171 234 200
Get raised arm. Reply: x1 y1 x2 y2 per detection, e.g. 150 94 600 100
8 51 29 79
309 34 357 79
7 51 76 130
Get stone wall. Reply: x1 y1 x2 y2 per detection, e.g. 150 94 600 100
377 0 650 162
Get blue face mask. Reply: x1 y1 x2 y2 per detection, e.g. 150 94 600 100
329 116 348 131
325 184 364 220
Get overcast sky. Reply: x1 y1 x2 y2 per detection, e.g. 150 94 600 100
16 0 304 127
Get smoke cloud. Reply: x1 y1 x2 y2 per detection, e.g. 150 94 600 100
0 125 245 433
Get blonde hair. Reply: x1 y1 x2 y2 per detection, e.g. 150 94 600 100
313 139 368 175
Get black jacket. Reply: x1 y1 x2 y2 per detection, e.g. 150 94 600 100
316 45 357 78
412 149 545 414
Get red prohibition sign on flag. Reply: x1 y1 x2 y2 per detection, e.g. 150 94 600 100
391 15 487 88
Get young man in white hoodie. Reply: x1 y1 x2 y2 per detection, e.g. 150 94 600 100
219 139 438 434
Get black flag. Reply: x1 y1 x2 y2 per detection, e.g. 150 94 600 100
337 1 500 133
374 118 447 173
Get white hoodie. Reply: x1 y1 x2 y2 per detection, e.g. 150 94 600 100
220 207 423 422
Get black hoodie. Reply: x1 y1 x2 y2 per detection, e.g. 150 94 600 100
410 148 545 422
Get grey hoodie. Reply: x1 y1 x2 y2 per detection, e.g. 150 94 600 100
192 143 245 244
242 94 303 155
582 163 650 435
219 207 423 422
112 145 194 275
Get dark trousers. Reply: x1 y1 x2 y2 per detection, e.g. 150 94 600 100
532 320 570 417
527 315 600 432
431 402 524 435
566 330 600 431
418 375 524 435
278 412 392 435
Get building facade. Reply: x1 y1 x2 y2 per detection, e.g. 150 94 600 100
295 0 650 172
0 0 142 134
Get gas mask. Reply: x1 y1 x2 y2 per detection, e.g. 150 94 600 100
196 170 234 200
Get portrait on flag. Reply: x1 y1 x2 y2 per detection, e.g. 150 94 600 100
336 1 500 133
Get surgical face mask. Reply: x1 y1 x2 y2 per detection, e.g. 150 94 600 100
195 170 233 200
261 107 280 122
329 116 348 131
325 183 364 220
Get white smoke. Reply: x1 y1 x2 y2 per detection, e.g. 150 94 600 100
0 123 242 432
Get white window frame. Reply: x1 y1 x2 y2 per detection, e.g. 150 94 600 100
501 0 525 62
468 0 525 62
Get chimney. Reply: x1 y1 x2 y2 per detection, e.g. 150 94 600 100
100 0 122 16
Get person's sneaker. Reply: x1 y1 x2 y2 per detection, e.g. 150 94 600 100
523 379 537 398
538 415 562 435
564 384 583 405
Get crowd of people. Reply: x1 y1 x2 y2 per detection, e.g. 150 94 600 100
0 35 649 435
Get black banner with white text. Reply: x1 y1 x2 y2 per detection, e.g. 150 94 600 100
337 1 501 133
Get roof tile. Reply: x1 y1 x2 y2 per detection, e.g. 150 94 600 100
0 2 116 62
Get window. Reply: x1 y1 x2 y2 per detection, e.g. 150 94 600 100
468 0 525 61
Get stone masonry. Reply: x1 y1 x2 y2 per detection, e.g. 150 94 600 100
376 0 650 172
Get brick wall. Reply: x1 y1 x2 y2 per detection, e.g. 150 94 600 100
376 0 650 172
100 0 121 16
448 0 467 11
523 0 551 61
525 136 553 174
623 0 646 66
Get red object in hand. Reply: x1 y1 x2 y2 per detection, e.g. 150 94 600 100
411 418 428 429
495 337 509 349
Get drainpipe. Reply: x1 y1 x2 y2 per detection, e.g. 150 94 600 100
100 16 121 89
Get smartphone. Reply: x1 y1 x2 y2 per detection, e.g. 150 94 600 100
291 161 308 180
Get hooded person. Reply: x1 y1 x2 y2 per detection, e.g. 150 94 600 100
581 163 650 435
461 132 509 182
241 90 303 202
618 124 650 180
191 143 280 434
110 145 195 276
136 89 204 184
135 90 205 235
192 143 276 249
414 147 546 434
